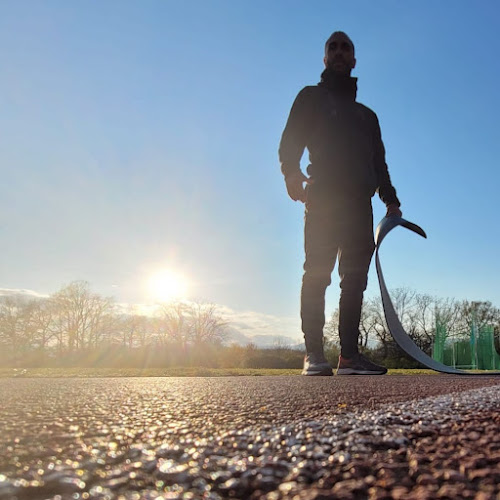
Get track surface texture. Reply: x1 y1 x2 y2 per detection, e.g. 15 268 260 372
1 376 499 500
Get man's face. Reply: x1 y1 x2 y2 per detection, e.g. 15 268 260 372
324 34 356 75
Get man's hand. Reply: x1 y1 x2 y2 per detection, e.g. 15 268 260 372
285 171 313 203
386 203 402 218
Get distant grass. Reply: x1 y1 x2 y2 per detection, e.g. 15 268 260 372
0 367 301 378
0 367 448 378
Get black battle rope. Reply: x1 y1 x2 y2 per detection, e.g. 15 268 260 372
375 216 500 375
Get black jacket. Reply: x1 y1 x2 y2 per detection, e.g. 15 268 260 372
279 72 400 206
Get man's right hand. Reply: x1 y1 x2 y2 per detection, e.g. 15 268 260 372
386 203 402 218
285 171 313 203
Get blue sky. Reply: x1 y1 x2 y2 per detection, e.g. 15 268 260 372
1 1 500 344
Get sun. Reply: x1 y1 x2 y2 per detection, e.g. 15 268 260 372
147 269 189 303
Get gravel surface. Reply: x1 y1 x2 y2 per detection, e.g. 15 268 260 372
0 376 499 499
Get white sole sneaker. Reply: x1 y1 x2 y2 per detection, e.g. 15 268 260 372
302 366 334 376
336 367 386 375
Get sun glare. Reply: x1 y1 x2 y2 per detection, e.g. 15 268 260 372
147 269 189 302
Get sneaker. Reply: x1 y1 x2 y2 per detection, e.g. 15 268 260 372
302 352 333 376
336 353 387 375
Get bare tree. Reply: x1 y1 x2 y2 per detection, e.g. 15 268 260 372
152 300 228 347
23 298 57 350
364 295 392 357
153 301 190 346
51 281 115 352
187 302 228 344
359 301 379 348
324 308 339 346
408 293 436 352
434 297 462 342
0 296 25 355
114 313 152 348
325 289 473 359
390 288 417 326
459 300 500 333
325 300 377 349
0 295 57 360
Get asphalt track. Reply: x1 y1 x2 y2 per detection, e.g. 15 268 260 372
1 376 500 499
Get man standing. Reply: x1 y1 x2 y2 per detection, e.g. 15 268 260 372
279 31 402 376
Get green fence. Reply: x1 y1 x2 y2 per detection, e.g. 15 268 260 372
433 323 500 370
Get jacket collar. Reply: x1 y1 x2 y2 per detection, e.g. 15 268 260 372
319 69 357 101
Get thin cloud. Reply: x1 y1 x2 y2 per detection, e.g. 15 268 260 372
0 288 49 298
217 305 302 346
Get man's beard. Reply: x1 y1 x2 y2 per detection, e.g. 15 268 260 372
327 60 351 75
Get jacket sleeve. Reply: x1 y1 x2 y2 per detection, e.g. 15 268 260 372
373 114 400 207
278 87 314 178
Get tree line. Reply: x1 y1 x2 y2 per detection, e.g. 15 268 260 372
1 281 499 369
325 288 500 367
0 281 231 368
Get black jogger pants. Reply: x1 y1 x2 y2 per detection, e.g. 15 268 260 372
301 196 375 358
